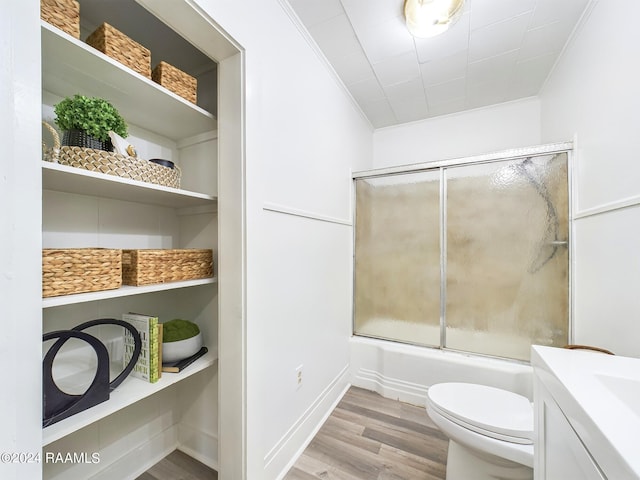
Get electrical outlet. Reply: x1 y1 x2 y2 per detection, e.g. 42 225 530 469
295 364 303 390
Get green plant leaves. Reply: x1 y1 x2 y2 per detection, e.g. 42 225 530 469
54 94 128 141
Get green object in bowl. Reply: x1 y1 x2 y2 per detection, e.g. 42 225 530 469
163 319 200 342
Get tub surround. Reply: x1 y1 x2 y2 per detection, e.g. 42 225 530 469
532 345 640 479
350 336 533 406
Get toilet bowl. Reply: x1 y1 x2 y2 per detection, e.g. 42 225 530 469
426 382 534 480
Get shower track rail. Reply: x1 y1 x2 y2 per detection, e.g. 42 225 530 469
352 142 573 180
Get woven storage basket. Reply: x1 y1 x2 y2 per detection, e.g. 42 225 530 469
43 248 122 298
59 146 181 188
122 249 213 286
42 122 181 188
86 22 151 78
152 61 197 104
41 0 80 39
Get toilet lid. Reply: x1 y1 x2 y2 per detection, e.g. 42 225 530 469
427 383 534 444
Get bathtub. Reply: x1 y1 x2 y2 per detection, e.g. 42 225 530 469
349 336 533 407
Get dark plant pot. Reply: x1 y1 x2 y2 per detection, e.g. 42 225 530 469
62 129 114 152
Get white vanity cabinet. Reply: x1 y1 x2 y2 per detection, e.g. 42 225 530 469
532 345 640 480
40 3 222 477
534 372 605 479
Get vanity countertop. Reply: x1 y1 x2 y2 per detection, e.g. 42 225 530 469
531 345 640 479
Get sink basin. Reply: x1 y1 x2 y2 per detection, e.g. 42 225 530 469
595 372 640 417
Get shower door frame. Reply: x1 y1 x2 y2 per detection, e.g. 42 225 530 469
351 141 575 362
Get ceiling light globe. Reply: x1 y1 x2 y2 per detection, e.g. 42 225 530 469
404 0 465 38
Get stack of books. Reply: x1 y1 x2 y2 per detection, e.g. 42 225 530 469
123 313 207 381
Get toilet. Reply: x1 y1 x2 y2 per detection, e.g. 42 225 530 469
426 383 534 480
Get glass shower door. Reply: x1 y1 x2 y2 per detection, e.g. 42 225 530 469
444 153 569 360
354 171 441 347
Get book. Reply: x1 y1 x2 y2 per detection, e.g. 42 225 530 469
156 323 163 380
123 312 160 383
162 346 208 373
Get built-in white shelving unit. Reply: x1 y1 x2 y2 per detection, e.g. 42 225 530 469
41 10 219 454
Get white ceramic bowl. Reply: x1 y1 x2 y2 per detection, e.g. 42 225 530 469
162 332 202 363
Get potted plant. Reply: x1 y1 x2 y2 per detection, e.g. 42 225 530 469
54 94 128 152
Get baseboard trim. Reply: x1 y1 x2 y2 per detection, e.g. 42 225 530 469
178 424 219 471
266 364 351 480
352 367 429 407
90 426 178 480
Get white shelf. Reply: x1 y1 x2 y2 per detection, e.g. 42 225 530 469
41 21 216 141
43 277 217 309
42 348 218 446
43 161 216 208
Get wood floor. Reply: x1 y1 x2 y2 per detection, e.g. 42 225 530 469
137 386 448 480
284 387 448 480
136 450 218 480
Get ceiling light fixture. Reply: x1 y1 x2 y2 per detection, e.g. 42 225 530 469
404 0 465 38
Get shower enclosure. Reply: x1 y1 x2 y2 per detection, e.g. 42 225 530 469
353 144 571 361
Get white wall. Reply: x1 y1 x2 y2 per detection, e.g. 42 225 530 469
0 1 42 479
191 1 373 478
540 0 640 358
373 97 541 168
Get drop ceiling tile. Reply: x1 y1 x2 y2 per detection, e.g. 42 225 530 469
333 51 376 86
372 51 420 87
468 49 519 85
466 75 511 108
354 15 415 64
308 13 364 60
415 12 471 63
420 50 468 86
341 0 403 29
359 97 397 128
389 94 429 124
519 20 569 59
427 97 468 118
426 77 467 107
470 0 536 30
384 76 425 102
510 52 558 97
287 0 346 28
469 12 532 62
529 0 590 29
348 75 386 105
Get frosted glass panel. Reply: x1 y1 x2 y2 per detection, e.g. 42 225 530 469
445 153 569 360
354 171 441 346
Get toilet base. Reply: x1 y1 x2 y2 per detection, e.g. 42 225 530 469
446 440 533 480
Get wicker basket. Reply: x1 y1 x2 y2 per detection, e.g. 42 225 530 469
86 22 151 78
43 248 122 298
42 121 60 163
152 61 197 104
57 146 181 188
42 122 181 188
122 249 213 286
41 0 80 39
